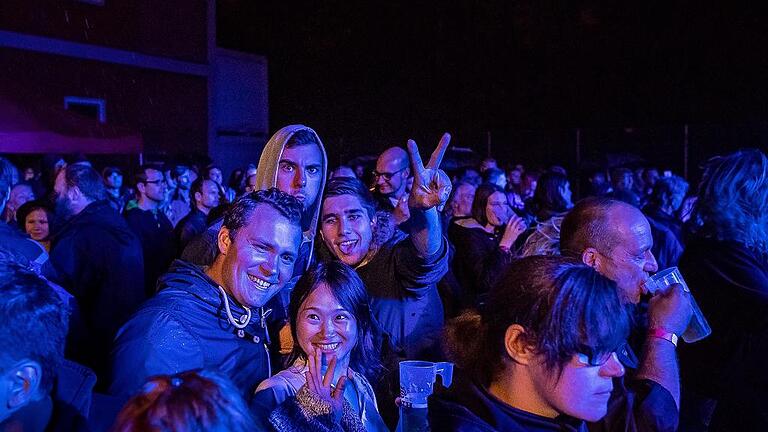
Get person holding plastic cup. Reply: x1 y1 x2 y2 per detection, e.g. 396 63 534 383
252 261 388 432
560 197 693 428
430 256 629 430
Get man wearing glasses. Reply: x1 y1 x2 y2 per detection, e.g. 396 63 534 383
124 164 176 298
372 146 412 219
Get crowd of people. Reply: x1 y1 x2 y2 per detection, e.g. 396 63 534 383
0 125 766 432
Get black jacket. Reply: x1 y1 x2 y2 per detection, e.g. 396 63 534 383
46 200 145 383
429 374 587 432
679 236 768 431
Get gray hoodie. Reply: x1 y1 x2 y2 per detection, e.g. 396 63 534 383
255 124 328 271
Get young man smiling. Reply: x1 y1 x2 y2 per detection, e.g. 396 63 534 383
109 189 304 398
320 134 452 361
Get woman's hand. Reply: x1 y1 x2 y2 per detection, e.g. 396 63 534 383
500 213 527 250
305 350 349 423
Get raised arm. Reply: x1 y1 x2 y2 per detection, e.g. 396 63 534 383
405 133 452 258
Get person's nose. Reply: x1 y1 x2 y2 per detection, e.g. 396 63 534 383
599 352 625 378
320 319 337 338
644 251 659 273
338 217 352 236
260 254 279 279
295 169 307 188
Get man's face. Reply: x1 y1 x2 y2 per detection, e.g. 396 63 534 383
321 194 374 267
105 171 123 189
509 169 522 186
277 144 324 211
643 169 660 188
592 207 658 304
197 179 220 211
209 168 223 186
529 352 624 422
8 185 34 212
452 184 476 218
374 155 409 198
218 205 302 308
244 174 258 194
53 171 75 220
175 170 191 191
140 169 166 203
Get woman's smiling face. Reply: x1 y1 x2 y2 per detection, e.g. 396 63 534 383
296 283 358 365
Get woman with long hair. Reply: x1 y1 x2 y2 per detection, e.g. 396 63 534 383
678 148 768 431
448 183 526 308
252 260 388 431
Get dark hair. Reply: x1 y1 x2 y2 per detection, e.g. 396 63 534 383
61 164 106 202
205 165 223 178
172 165 190 180
531 171 570 217
482 168 505 185
112 369 254 432
133 164 164 188
287 261 382 380
285 129 320 149
223 188 302 242
0 251 69 393
691 148 768 254
323 177 377 220
444 256 629 386
560 197 622 257
16 200 54 233
471 183 505 226
189 177 213 208
649 175 688 210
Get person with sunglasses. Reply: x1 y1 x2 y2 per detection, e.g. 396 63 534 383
430 256 630 431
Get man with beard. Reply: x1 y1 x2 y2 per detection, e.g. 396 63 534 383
174 177 220 253
44 164 144 387
124 165 176 297
371 146 412 223
110 189 303 397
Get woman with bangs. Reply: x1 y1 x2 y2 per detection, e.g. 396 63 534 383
252 260 388 431
430 256 629 431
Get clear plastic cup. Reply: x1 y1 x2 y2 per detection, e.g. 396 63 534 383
645 267 712 343
399 361 453 408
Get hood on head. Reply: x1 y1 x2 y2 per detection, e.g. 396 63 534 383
255 125 328 269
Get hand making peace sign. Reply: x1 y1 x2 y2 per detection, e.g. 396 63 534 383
406 132 453 211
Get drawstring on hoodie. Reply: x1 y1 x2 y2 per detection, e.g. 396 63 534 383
218 286 252 329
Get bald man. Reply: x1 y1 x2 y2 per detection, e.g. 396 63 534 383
372 147 411 213
560 197 692 430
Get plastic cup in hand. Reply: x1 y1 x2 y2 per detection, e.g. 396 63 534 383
399 361 453 409
645 267 712 343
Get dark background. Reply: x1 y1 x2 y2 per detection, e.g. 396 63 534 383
218 1 768 173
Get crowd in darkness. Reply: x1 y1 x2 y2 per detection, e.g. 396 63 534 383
0 125 766 432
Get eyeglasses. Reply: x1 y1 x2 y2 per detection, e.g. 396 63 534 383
372 167 407 181
143 179 167 185
575 343 626 367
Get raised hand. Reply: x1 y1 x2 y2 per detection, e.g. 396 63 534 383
305 349 348 422
500 213 527 249
406 133 453 211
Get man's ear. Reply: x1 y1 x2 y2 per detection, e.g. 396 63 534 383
136 182 146 196
68 185 82 203
194 191 203 204
582 247 599 269
217 227 232 256
7 361 43 411
503 324 536 366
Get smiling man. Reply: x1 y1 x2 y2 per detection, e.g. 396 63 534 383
109 189 303 397
320 135 452 361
